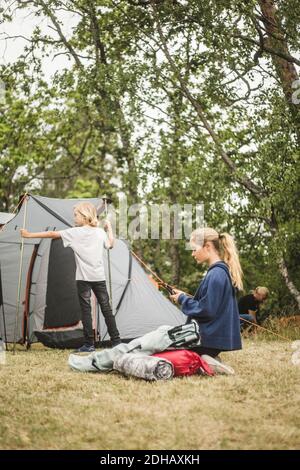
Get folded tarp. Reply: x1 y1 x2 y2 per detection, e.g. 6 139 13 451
113 353 174 381
69 321 200 373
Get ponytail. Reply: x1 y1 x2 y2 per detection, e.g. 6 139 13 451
219 233 243 291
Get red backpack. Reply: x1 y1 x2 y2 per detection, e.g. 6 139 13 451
152 349 214 377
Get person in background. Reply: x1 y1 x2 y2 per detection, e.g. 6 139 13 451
21 202 121 353
170 227 243 375
238 286 269 331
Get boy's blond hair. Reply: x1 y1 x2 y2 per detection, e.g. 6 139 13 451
253 286 269 298
74 202 98 227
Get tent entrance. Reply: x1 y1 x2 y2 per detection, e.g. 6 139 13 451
44 239 82 329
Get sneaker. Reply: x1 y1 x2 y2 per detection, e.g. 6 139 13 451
74 344 95 353
201 354 235 375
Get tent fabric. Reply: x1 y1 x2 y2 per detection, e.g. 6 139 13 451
0 213 14 225
34 329 85 349
0 194 185 347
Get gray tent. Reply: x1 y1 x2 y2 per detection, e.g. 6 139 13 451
0 194 185 348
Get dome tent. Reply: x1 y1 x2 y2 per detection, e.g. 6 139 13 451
0 194 185 349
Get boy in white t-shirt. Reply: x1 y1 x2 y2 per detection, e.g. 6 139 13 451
21 202 121 352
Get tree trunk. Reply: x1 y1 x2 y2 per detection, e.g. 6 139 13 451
258 0 300 141
169 236 181 286
278 258 300 312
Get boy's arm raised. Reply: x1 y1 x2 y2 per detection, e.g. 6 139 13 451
20 229 61 239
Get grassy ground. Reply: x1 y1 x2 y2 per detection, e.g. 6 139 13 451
0 333 299 450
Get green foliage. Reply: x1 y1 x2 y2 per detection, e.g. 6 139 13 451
66 179 99 198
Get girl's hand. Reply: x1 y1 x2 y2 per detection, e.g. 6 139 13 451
20 229 30 238
170 289 185 303
103 219 112 231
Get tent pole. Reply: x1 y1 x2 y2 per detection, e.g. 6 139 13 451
104 198 113 310
0 263 8 349
13 193 29 354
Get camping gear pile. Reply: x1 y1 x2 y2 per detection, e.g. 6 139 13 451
68 321 214 381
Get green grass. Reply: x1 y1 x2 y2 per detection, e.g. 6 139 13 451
0 335 299 450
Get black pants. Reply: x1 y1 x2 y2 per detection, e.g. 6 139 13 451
76 280 120 346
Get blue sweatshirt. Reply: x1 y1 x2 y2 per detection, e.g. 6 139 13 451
178 262 242 351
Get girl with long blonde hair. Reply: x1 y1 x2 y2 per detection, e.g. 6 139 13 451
170 227 243 369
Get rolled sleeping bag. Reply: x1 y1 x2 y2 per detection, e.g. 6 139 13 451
113 353 174 381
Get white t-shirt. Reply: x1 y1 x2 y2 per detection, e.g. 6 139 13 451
59 225 109 281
